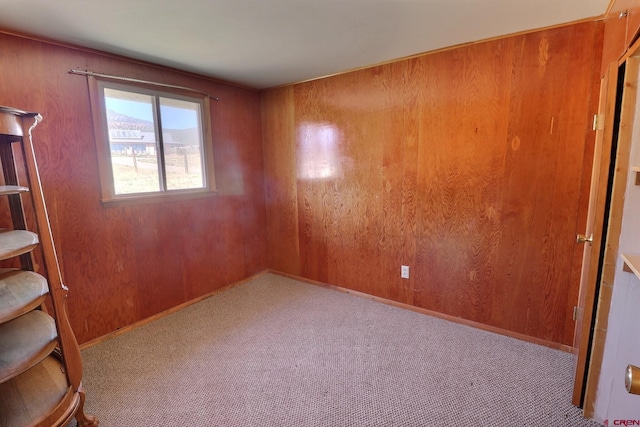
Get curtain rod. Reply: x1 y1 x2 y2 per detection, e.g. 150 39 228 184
69 69 220 101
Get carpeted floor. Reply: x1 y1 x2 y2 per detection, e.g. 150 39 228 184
69 273 601 426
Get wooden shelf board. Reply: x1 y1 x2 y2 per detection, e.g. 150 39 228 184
0 229 38 261
622 253 640 280
0 355 77 427
0 186 29 196
0 269 48 323
0 310 58 383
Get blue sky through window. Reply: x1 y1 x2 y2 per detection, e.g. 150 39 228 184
160 105 198 129
106 98 198 129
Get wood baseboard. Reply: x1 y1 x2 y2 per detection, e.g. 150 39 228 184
78 270 270 350
270 270 574 353
81 269 573 354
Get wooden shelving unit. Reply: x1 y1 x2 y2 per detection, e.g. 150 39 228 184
0 230 39 260
0 356 77 427
0 310 58 382
0 106 97 426
0 186 29 195
621 253 640 280
0 269 48 323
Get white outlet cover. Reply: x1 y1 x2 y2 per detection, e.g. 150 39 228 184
401 265 409 279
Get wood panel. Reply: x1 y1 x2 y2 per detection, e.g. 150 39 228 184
601 0 640 75
262 87 301 275
381 62 414 305
411 37 513 327
496 25 600 343
601 12 629 75
564 22 605 347
609 0 640 45
628 6 640 46
0 31 267 344
294 65 408 300
263 22 602 346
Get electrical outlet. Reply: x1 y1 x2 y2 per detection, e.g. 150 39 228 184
401 265 410 279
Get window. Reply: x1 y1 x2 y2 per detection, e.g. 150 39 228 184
88 78 216 205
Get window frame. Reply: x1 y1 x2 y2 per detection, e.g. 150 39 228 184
88 76 217 207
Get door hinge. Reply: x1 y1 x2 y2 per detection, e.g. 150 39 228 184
573 306 578 321
593 114 605 131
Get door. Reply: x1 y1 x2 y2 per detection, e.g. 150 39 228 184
572 61 620 407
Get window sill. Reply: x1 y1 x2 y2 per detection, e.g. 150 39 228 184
101 188 217 208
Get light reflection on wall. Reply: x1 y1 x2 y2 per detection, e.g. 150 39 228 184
297 122 342 180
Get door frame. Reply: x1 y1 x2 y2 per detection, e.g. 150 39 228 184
574 47 640 416
572 60 621 408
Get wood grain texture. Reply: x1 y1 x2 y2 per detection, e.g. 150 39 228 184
293 65 412 300
0 21 601 347
0 31 267 344
601 13 628 76
566 25 606 361
608 0 640 49
411 37 513 327
495 24 600 344
627 6 640 46
261 87 301 276
571 71 613 405
263 22 602 346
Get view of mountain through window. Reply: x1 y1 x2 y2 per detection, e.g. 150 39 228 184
104 87 206 195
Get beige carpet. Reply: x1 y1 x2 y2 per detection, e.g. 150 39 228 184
68 273 601 426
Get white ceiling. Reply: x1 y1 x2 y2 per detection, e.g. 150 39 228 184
0 0 610 89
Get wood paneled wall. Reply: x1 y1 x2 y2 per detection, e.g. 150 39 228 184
0 32 267 344
601 0 640 74
263 22 604 346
